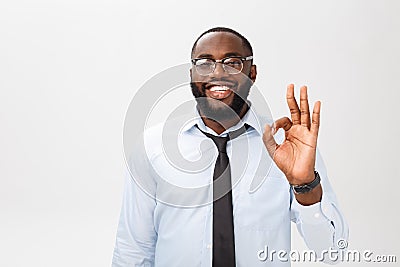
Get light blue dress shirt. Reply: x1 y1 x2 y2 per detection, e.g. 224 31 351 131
112 105 349 267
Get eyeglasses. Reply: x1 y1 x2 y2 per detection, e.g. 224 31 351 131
191 56 253 76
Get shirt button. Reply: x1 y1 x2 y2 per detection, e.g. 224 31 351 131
314 213 320 218
207 244 212 249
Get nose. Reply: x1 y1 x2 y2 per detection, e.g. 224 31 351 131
211 62 229 78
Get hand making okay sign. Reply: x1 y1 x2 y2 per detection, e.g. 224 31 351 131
263 84 321 186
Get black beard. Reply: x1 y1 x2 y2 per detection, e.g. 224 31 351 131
190 79 251 123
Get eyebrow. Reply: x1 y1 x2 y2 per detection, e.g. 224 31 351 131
195 52 243 59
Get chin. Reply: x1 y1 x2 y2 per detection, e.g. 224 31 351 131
190 81 249 121
206 97 233 110
199 98 242 123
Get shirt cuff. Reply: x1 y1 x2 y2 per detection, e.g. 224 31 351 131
292 193 334 225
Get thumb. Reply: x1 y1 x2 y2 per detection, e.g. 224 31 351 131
262 123 278 158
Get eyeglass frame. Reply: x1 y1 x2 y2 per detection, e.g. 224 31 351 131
191 55 253 76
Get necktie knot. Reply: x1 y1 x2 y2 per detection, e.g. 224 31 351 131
208 135 229 153
196 124 249 154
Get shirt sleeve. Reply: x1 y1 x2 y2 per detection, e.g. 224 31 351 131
290 149 349 264
112 169 157 267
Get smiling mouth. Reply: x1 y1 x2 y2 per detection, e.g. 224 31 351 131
208 85 232 100
206 83 236 100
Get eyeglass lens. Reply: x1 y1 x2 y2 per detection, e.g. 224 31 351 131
194 58 243 75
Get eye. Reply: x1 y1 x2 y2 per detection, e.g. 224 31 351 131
196 58 214 67
224 58 242 69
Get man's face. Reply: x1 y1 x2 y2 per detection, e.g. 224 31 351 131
190 32 257 122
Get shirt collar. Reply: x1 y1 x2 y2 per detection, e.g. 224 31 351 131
181 101 272 137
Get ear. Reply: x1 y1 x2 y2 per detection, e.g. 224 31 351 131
250 65 257 83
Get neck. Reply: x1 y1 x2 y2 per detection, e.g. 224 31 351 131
200 103 249 135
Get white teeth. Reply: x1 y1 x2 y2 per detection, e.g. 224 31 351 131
209 86 230 92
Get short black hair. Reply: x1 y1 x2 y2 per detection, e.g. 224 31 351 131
191 27 253 58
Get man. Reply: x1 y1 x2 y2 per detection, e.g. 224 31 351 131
113 27 348 266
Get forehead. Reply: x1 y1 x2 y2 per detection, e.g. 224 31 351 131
193 32 248 58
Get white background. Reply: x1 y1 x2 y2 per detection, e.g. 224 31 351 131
1 0 399 266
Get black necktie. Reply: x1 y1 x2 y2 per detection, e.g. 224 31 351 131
196 124 248 267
